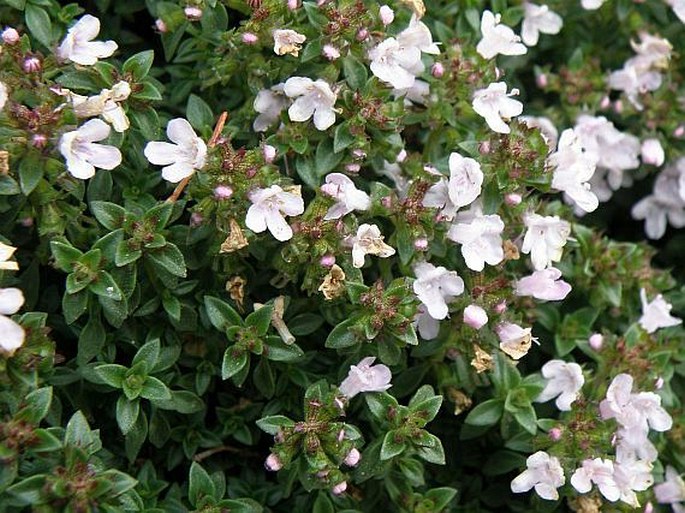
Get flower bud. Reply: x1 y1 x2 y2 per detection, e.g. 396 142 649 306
184 6 203 20
463 304 488 329
352 148 366 160
287 0 299 10
322 44 340 61
22 57 41 73
494 300 507 314
242 32 258 44
600 95 611 109
414 238 428 251
2 27 20 45
356 28 369 41
31 134 47 148
396 149 407 162
190 212 203 227
431 62 444 78
262 144 277 163
214 185 234 200
655 377 664 389
155 19 168 33
504 193 522 206
588 333 603 350
20 217 34 227
644 502 654 513
331 481 347 495
641 138 664 166
478 141 491 155
613 99 623 114
344 448 361 467
265 453 283 471
379 5 394 25
548 427 562 441
320 254 335 268
381 196 393 209
536 73 548 88
674 125 685 138
345 163 361 173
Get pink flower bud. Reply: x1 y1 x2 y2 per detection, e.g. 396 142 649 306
431 62 444 78
352 149 366 160
190 212 203 227
494 300 507 314
2 27 19 45
246 167 257 178
22 57 41 73
214 185 234 200
356 28 369 41
381 196 393 209
184 6 203 20
655 377 664 389
262 144 276 163
600 95 611 109
644 502 654 513
331 481 347 495
31 134 47 148
242 32 258 44
641 138 664 166
20 217 34 227
548 427 562 441
463 304 488 329
588 333 603 350
345 163 361 173
379 5 394 25
322 44 340 61
155 19 168 33
414 238 428 251
287 0 299 10
265 453 282 471
504 193 522 206
337 429 345 442
320 254 335 268
613 100 623 114
396 149 407 162
674 125 685 138
536 73 548 88
478 141 491 155
344 448 361 467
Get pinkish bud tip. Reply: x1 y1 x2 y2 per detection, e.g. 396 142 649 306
548 427 562 441
356 28 369 41
431 62 444 78
536 74 548 88
22 57 41 73
331 481 347 495
414 238 429 251
463 304 488 329
262 144 277 163
31 134 47 148
265 453 283 471
2 27 20 45
588 333 603 351
189 212 204 227
504 193 522 206
214 185 234 200
184 6 203 20
320 254 336 267
345 163 361 173
344 448 361 467
155 19 168 33
494 300 507 314
287 0 299 10
242 32 259 44
322 44 340 61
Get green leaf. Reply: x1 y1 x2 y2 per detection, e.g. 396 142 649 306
295 157 318 189
325 317 359 348
425 488 458 510
78 316 106 364
415 432 446 465
132 339 160 373
6 475 45 505
32 429 62 453
123 50 155 81
139 376 171 401
162 294 181 321
115 239 142 267
204 296 243 330
288 313 324 336
315 139 344 176
222 348 248 380
88 271 123 301
16 387 52 424
94 364 128 388
464 399 504 427
187 94 214 131
264 338 304 362
253 358 275 398
333 122 356 153
152 390 205 414
25 5 53 48
98 469 138 497
256 415 295 435
409 395 443 424
50 241 82 272
116 397 140 435
188 462 216 508
63 289 88 324
18 152 43 196
313 492 334 513
513 404 538 435
64 411 100 453
365 392 399 420
381 430 406 460
343 54 368 90
146 244 187 278
245 304 273 336
90 201 126 230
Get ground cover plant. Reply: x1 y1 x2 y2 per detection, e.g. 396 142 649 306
1 0 685 511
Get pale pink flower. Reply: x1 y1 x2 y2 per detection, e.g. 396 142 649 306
639 288 682 334
349 224 395 268
339 357 392 399
521 4 563 47
245 185 304 242
549 128 599 213
655 466 685 513
344 448 361 466
521 213 571 271
265 453 283 471
477 10 527 59
284 77 337 131
463 304 488 329
59 119 122 179
571 458 620 502
641 138 665 166
57 15 117 65
514 268 571 301
379 5 394 25
144 118 207 183
412 262 464 320
510 451 565 500
535 359 584 411
496 322 537 360
447 205 504 272
472 82 523 134
320 173 370 220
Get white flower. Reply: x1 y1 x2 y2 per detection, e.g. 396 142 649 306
631 33 672 70
0 242 19 271
321 173 371 220
0 287 25 356
245 185 305 242
339 357 392 399
549 128 599 213
446 152 483 209
57 15 118 66
253 84 288 132
412 262 464 320
521 4 563 47
283 77 337 131
423 177 457 221
641 138 665 167
581 0 607 8
393 79 430 106
69 81 131 132
599 373 673 433
570 458 620 502
612 458 654 508
463 304 488 329
496 322 537 360
472 82 523 134
144 118 207 183
477 10 527 59
632 163 685 239
515 268 571 301
447 206 504 272
272 29 306 57
350 224 396 268
608 64 662 111
396 15 440 55
368 37 423 90
639 288 682 333
415 305 440 340
0 81 8 111
510 451 565 501
655 467 685 512
535 359 584 410
379 5 394 25
59 119 122 179
521 213 570 271
667 0 685 22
